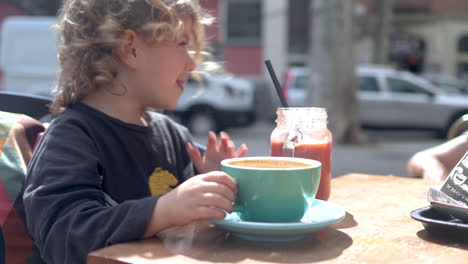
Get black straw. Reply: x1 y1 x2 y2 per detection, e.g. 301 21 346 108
265 60 289 108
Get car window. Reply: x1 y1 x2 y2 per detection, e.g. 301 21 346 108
294 75 309 90
187 76 196 84
358 76 379 92
386 77 431 95
187 75 208 86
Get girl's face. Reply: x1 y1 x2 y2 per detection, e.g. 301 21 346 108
131 18 196 110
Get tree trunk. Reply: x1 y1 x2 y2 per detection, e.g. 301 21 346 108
373 0 394 64
309 0 367 144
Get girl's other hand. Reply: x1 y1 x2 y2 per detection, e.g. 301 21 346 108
187 131 248 174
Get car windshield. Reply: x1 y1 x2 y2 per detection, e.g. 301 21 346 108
431 81 465 94
423 74 467 94
386 77 433 96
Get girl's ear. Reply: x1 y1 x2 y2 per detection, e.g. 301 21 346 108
117 29 138 69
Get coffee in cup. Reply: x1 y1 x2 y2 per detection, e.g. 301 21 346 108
221 156 321 223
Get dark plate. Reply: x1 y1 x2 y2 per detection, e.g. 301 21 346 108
411 206 468 240
430 201 468 222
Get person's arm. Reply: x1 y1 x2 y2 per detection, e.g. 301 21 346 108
407 133 468 181
23 121 157 264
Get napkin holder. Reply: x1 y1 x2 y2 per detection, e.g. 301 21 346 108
427 151 468 222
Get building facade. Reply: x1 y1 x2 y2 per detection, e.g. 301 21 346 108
202 0 468 83
391 0 468 78
2 0 468 84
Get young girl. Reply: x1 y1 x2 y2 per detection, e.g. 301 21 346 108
22 1 248 263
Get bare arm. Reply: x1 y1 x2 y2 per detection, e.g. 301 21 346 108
407 133 468 181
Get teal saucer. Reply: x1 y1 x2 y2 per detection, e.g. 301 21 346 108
209 199 345 242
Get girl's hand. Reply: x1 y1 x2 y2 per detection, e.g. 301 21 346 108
186 131 248 173
147 171 237 234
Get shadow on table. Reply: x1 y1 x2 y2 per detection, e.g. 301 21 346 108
159 221 353 263
416 229 468 249
333 212 358 229
226 228 353 263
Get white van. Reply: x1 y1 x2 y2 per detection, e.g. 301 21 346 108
0 16 58 97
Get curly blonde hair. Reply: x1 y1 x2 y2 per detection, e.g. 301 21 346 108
51 0 213 114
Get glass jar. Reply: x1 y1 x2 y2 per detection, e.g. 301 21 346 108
270 107 332 200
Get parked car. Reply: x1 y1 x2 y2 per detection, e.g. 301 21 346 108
167 73 256 135
0 16 256 135
283 65 468 137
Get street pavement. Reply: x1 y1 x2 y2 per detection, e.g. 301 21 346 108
193 120 445 178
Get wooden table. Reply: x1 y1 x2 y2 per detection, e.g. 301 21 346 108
88 174 468 264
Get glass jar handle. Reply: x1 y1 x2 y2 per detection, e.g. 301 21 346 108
282 128 303 157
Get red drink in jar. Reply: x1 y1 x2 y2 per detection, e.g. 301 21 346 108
270 108 332 200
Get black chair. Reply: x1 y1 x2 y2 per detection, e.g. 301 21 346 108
0 226 4 264
0 91 52 120
0 92 51 263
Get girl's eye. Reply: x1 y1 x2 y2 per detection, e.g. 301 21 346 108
178 41 188 46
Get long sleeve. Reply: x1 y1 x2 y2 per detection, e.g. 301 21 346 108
23 118 159 264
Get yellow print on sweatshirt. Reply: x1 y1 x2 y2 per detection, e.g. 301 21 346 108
148 168 178 195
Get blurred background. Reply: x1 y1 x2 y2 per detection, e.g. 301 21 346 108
1 0 468 177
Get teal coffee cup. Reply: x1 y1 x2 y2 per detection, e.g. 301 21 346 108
221 156 321 223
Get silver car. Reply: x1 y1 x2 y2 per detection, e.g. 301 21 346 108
284 65 468 137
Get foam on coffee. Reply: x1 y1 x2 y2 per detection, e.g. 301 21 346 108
227 159 311 168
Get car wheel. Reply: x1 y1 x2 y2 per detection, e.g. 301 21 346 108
447 114 468 139
186 111 218 136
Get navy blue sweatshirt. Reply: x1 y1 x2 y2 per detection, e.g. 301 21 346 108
23 103 195 264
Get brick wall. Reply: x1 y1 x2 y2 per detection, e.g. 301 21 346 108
394 0 431 13
431 0 468 14
200 0 220 43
